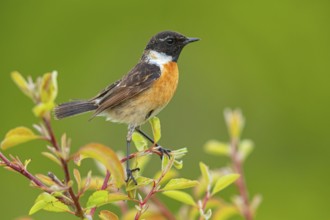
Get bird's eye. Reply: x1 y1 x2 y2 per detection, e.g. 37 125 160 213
166 38 174 45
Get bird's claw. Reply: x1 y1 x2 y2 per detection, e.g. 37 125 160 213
156 146 171 159
125 167 140 185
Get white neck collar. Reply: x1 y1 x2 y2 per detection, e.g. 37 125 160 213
146 50 173 67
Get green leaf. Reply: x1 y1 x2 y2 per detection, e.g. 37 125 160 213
83 171 92 191
195 162 211 197
42 152 61 166
86 190 108 208
99 210 119 220
204 140 230 156
171 147 188 159
161 154 170 171
162 178 199 191
86 190 130 209
29 193 70 215
108 193 130 202
60 133 70 159
30 71 58 117
173 160 183 169
73 169 82 193
24 159 31 169
199 162 211 187
35 174 56 186
224 109 245 139
250 194 263 215
213 205 239 220
126 176 154 191
133 155 150 174
132 132 148 151
149 117 161 143
39 71 58 104
239 139 254 162
127 188 137 199
162 190 196 206
1 126 42 150
161 156 175 174
33 101 56 118
211 174 240 196
11 71 32 99
154 169 179 185
76 143 125 188
202 209 212 220
80 176 104 191
29 199 48 215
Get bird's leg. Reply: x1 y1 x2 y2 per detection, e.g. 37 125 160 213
126 124 140 185
135 127 171 158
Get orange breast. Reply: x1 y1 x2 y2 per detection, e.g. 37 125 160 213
104 62 179 125
149 62 179 108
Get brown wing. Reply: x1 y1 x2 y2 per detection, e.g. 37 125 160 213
91 62 161 116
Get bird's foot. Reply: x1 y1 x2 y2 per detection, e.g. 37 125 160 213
156 146 171 159
125 167 140 185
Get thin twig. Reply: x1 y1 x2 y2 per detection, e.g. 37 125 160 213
120 146 163 164
48 172 65 187
199 190 211 220
118 200 129 215
0 152 73 205
230 138 253 220
149 192 176 220
135 181 157 220
134 157 175 220
89 170 111 217
0 152 46 189
43 116 84 218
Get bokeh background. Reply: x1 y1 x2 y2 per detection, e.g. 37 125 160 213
0 0 329 219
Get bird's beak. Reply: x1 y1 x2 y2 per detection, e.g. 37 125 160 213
184 37 200 45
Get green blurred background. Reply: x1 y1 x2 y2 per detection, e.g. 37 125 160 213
1 0 329 219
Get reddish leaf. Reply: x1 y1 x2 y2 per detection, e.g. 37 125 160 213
76 143 125 188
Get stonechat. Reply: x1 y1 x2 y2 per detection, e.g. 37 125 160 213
54 31 199 184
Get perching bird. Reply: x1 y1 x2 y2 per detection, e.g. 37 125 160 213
54 31 199 184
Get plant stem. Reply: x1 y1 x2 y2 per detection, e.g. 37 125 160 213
134 157 175 220
199 190 211 220
89 170 111 217
134 182 157 220
101 170 111 189
230 138 253 220
43 116 84 218
0 152 46 189
149 193 176 220
120 146 162 164
0 152 73 206
201 190 210 210
118 200 129 215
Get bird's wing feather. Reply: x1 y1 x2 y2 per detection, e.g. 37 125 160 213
91 62 161 116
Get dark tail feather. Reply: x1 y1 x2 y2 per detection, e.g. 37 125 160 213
54 100 97 119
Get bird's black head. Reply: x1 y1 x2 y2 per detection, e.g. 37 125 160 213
145 31 199 62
